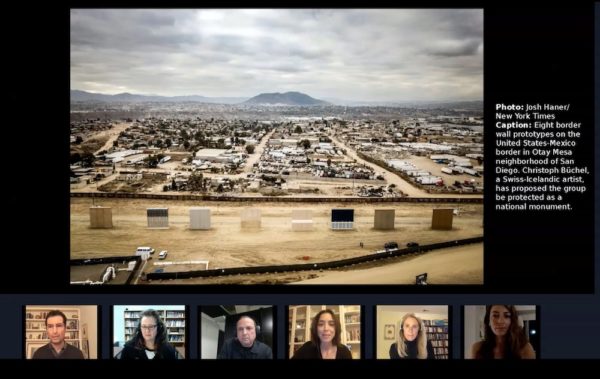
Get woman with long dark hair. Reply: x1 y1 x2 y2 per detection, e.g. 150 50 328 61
291 309 353 359
120 309 179 359
471 305 536 359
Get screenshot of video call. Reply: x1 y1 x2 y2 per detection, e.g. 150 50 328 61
3 3 598 366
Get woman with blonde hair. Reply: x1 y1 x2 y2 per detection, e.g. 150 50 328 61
389 313 435 359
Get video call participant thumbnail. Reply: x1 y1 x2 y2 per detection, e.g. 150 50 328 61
218 315 273 359
470 305 536 359
32 310 85 359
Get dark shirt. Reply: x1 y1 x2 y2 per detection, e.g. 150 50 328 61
291 341 353 359
389 340 436 359
217 338 273 359
119 341 179 360
32 343 85 359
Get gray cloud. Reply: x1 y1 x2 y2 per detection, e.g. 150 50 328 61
71 9 482 102
424 39 482 57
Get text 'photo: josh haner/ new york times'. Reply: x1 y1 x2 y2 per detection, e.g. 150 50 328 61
69 9 484 286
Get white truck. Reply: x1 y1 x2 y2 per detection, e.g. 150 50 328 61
135 247 155 255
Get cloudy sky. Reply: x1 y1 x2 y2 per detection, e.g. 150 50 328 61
71 9 482 102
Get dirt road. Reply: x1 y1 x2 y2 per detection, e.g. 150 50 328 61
330 135 483 199
241 129 274 174
95 122 133 154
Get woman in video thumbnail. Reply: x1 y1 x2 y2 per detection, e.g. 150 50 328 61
291 309 353 359
389 313 435 359
120 309 179 360
471 305 536 359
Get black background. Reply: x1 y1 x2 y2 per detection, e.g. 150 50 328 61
2 2 598 363
484 5 595 293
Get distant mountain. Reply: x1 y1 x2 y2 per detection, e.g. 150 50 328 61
400 100 483 110
70 90 248 104
243 92 329 106
321 97 405 107
322 97 482 109
71 90 479 109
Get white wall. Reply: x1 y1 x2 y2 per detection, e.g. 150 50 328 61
463 305 537 358
79 306 98 359
463 305 485 358
376 306 448 359
201 313 224 359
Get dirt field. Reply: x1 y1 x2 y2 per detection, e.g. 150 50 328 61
71 197 483 284
148 242 483 285
294 242 483 284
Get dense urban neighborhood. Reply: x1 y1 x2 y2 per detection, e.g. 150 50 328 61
70 99 484 286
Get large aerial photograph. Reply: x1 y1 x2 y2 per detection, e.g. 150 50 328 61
70 9 483 285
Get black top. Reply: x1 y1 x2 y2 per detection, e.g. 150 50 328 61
291 341 353 359
119 341 179 360
389 340 436 359
32 343 85 359
217 338 273 359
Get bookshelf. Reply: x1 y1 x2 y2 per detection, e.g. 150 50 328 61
123 308 186 357
423 319 449 359
288 305 361 359
25 307 81 359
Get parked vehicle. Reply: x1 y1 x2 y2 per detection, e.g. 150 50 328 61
384 241 399 250
136 247 155 255
158 250 168 259
406 242 419 248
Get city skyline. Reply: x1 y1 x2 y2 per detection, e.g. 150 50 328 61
71 9 483 102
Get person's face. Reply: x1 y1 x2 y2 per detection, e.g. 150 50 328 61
402 317 420 341
46 315 66 345
236 317 257 348
489 305 512 336
317 312 336 344
140 316 158 343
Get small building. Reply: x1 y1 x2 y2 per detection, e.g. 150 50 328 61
291 209 313 231
147 208 169 228
190 207 211 230
194 149 231 163
89 206 113 228
432 208 454 230
331 209 354 230
374 209 395 230
117 170 142 182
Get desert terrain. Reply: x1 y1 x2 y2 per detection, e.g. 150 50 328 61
159 242 483 285
71 197 483 284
